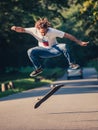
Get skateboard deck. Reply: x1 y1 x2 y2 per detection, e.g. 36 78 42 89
34 84 64 109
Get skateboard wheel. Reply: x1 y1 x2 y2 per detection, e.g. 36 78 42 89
50 84 55 88
36 97 42 101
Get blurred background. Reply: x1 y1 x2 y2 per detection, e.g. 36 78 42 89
0 0 98 74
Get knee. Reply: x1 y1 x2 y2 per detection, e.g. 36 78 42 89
61 44 66 49
27 48 32 57
57 44 67 51
27 47 38 57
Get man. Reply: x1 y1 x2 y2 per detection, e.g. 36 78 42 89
11 18 88 77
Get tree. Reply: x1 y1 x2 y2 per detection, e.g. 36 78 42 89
78 0 98 45
0 0 68 72
0 0 98 72
76 0 98 70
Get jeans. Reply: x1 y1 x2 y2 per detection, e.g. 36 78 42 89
27 43 73 70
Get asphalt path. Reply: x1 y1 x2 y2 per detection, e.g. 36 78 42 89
0 68 98 130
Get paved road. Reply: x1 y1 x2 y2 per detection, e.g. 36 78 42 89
0 68 98 130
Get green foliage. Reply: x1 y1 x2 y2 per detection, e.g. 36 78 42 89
0 0 98 72
5 66 33 73
42 67 64 80
77 0 98 45
86 58 98 72
0 0 68 71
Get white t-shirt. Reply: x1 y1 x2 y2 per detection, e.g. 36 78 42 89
25 27 65 48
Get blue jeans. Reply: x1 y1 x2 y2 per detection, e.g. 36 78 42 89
27 44 73 70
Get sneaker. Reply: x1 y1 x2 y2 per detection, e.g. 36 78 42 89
69 64 80 69
30 68 43 77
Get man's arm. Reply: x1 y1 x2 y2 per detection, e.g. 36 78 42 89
11 26 25 33
64 33 89 46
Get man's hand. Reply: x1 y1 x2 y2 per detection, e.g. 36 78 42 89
11 26 16 31
11 26 25 33
79 41 89 46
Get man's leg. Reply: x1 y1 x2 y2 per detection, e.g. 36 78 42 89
54 44 80 69
53 44 72 64
27 46 62 77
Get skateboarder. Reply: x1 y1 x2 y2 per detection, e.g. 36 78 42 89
11 18 89 77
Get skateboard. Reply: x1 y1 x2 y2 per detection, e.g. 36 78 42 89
34 84 64 109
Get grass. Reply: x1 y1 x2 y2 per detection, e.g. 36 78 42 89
0 68 65 98
0 78 51 98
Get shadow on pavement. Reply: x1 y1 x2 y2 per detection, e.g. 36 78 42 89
0 78 98 102
49 110 98 115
